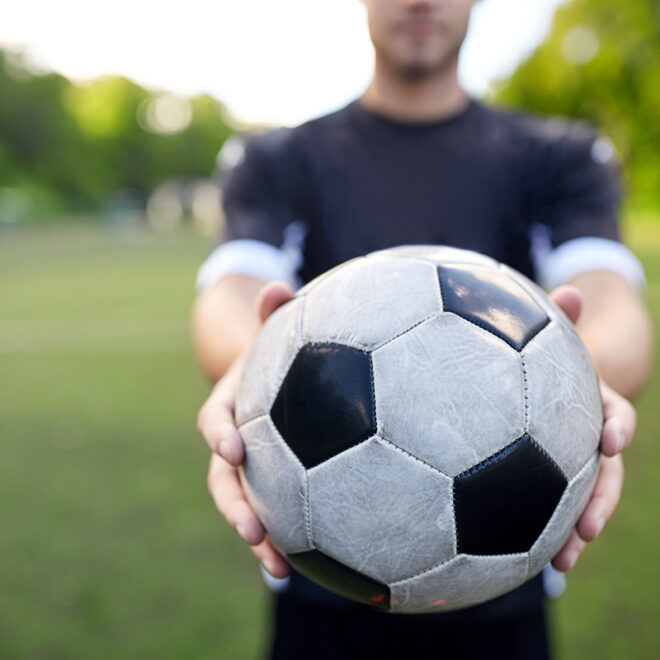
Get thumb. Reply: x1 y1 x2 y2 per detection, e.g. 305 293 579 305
548 285 583 325
256 281 295 325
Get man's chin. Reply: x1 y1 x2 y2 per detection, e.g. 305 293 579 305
397 59 448 81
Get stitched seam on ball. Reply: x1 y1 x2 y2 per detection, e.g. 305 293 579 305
371 311 440 351
298 288 308 342
237 412 270 431
455 436 525 480
524 552 531 581
303 472 314 549
528 434 565 478
446 311 521 351
376 436 450 478
520 352 529 433
452 478 460 555
389 552 529 586
368 353 377 435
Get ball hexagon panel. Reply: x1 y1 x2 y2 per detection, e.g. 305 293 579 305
370 245 498 269
389 553 529 614
307 437 455 584
238 416 311 554
235 296 304 426
287 548 391 611
453 434 568 556
438 264 549 350
372 313 525 477
296 256 365 297
528 452 599 577
302 256 441 350
523 320 602 481
270 343 376 469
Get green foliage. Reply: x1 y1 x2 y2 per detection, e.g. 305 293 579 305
495 0 660 210
0 50 232 216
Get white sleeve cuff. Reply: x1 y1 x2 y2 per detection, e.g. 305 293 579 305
196 222 307 292
534 236 646 291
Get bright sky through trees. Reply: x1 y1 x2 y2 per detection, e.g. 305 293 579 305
1 0 563 126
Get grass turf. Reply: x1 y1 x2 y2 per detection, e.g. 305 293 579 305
0 221 658 658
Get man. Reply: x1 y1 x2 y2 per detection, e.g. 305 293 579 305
194 1 652 657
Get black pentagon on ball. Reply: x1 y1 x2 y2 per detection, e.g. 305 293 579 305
288 548 391 611
453 434 567 555
437 265 549 350
270 343 376 469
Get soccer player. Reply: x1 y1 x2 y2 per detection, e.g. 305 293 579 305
193 1 652 657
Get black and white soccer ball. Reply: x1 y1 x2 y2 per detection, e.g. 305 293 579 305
235 245 602 613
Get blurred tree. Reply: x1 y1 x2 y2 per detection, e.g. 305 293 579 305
0 49 232 218
495 0 660 210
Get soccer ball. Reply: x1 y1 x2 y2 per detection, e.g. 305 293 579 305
235 246 602 613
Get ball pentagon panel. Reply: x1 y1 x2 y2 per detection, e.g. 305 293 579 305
437 264 549 350
453 434 567 556
270 342 376 469
286 548 391 610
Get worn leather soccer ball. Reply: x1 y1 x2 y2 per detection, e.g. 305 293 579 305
235 245 602 613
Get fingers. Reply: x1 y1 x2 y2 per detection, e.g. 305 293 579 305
208 454 264 545
197 357 247 465
548 285 583 325
551 454 623 571
551 529 586 572
207 455 290 578
600 381 637 456
257 281 295 324
576 454 623 542
250 538 291 579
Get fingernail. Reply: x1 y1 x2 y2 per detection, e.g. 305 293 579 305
219 440 231 461
616 429 626 453
221 423 241 444
566 550 579 571
235 525 247 541
596 516 606 537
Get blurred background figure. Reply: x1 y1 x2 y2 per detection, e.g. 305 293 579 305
1 1 659 658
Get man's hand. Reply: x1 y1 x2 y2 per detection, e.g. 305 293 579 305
548 286 636 571
197 281 294 578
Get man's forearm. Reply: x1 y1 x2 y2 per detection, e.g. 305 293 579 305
192 275 267 381
570 271 654 400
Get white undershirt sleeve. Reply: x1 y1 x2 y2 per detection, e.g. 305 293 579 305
195 221 307 292
530 227 645 291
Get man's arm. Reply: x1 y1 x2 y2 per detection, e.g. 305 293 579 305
549 272 652 571
192 275 267 381
570 270 653 399
195 279 295 577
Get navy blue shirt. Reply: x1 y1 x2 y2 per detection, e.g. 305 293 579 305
220 98 620 286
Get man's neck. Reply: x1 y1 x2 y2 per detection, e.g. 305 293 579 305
360 59 468 123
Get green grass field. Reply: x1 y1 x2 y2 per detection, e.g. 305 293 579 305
1 221 659 658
